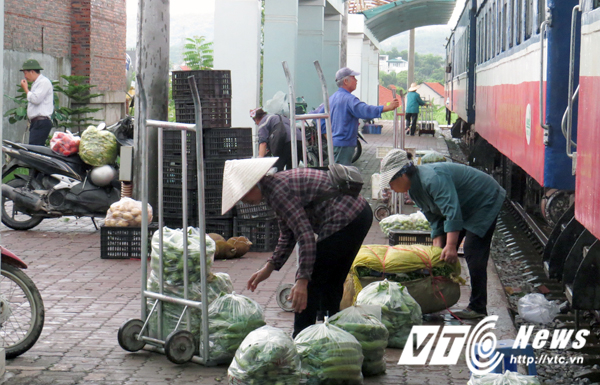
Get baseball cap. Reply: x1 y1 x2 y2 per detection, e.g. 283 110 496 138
335 67 360 82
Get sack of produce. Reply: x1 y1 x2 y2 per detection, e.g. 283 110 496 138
355 279 422 349
50 131 80 156
420 150 447 164
294 318 364 385
146 271 233 339
348 245 463 314
379 212 431 236
150 227 216 286
104 197 153 227
79 125 118 166
329 306 388 376
468 371 541 385
228 325 301 385
203 293 266 363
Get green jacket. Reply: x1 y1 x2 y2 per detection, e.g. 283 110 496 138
408 163 506 239
406 91 426 114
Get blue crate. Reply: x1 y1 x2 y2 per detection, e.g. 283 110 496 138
362 124 382 134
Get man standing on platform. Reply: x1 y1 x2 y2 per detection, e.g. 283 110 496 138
20 59 54 146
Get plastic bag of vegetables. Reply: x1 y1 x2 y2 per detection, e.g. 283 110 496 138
228 325 301 385
202 293 266 363
294 318 364 385
355 279 422 349
468 371 541 385
104 197 153 227
421 151 447 164
379 212 431 236
329 306 388 376
50 131 80 156
146 271 233 339
78 125 118 166
150 227 215 286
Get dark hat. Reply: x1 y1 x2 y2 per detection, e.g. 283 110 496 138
21 59 43 71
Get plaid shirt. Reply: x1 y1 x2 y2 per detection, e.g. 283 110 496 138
259 168 368 281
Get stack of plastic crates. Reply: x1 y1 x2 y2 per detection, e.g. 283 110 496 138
233 202 278 252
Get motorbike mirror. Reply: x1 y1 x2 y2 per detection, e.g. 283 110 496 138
97 122 106 131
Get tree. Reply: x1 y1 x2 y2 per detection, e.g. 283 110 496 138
183 36 214 70
53 75 103 134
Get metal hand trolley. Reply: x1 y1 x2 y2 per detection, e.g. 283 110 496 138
117 75 218 365
275 60 335 312
417 97 435 136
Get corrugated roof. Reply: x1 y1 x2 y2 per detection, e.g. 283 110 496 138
360 0 457 42
424 82 444 96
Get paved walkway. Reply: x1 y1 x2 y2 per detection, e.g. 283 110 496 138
0 122 513 384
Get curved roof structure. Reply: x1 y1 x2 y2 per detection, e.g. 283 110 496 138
358 0 457 42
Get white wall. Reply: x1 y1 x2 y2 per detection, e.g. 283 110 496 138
347 14 379 106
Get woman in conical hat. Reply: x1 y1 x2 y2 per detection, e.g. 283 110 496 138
405 82 427 136
222 158 372 337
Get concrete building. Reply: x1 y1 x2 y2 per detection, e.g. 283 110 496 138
379 55 408 74
3 0 126 142
419 82 445 107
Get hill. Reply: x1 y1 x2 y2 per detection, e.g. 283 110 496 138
379 25 451 58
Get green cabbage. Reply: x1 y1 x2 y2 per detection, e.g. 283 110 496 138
79 125 118 166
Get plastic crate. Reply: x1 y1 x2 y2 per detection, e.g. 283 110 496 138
362 124 382 134
174 99 232 129
162 158 225 190
162 187 232 219
204 128 253 159
172 70 231 99
388 230 433 246
100 224 158 259
205 189 226 217
206 218 234 239
235 201 276 220
162 130 197 160
234 218 279 252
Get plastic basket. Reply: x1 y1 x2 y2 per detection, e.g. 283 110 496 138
235 201 276 220
376 147 394 159
234 218 279 252
171 70 231 99
100 224 158 259
204 128 253 159
206 218 234 239
362 124 382 134
388 230 433 246
174 99 232 129
162 158 226 190
162 187 232 219
162 130 197 160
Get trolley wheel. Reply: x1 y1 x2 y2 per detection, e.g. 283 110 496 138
374 204 391 222
276 283 294 312
118 319 146 352
165 330 195 364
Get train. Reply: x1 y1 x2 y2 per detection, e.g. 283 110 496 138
445 0 600 315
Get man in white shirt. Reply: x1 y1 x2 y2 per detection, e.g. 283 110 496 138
20 59 54 145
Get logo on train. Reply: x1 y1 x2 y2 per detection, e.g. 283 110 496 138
398 316 589 375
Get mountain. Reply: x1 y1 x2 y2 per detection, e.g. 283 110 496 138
378 25 452 58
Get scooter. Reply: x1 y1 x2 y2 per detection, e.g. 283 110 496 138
0 246 44 358
0 120 130 230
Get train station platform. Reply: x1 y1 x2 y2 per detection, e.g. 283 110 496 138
0 120 515 385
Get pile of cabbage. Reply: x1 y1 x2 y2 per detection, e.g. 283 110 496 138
79 125 118 166
379 212 431 236
468 371 541 385
355 280 422 348
228 325 300 385
419 150 447 164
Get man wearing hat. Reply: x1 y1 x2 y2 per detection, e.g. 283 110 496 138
20 59 54 145
221 157 372 336
406 82 427 136
315 67 400 165
379 149 506 319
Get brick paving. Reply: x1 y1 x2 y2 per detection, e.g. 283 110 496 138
0 122 513 384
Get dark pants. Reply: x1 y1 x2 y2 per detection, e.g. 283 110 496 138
28 119 53 146
406 113 419 136
293 204 373 337
456 218 497 314
273 141 303 171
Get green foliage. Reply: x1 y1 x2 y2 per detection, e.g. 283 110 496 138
379 50 445 89
53 75 103 134
183 36 214 70
3 81 60 124
380 102 458 126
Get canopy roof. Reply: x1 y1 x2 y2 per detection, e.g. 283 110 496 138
358 0 457 42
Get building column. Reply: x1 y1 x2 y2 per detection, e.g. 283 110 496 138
323 15 342 96
296 0 325 111
262 0 298 108
369 42 379 106
214 0 261 131
360 38 370 102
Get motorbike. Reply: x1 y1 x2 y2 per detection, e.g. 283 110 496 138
0 246 44 358
0 117 133 230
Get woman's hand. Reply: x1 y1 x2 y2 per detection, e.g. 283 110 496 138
247 262 275 292
440 245 459 264
289 279 308 313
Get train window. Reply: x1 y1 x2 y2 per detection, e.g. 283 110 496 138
536 0 544 33
525 0 532 40
594 0 599 9
509 0 514 48
501 1 507 52
516 0 522 44
492 2 497 57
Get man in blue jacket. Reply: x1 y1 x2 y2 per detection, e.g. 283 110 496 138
320 67 399 165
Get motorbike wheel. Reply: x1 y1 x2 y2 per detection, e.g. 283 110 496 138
352 141 362 164
1 178 43 230
0 263 45 358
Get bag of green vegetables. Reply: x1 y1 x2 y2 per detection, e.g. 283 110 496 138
355 279 422 349
329 306 389 376
468 371 541 385
294 318 364 385
228 325 301 385
202 293 266 363
150 226 215 286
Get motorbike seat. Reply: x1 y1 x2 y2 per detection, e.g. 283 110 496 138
20 144 86 166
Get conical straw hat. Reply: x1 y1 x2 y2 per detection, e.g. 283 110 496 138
221 157 279 215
